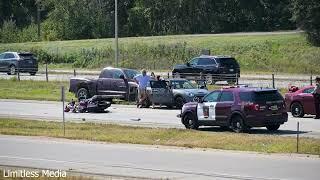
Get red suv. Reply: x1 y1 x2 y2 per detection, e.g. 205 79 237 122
178 87 288 132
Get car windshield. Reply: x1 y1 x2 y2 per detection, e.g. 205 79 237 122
124 69 140 79
171 80 196 89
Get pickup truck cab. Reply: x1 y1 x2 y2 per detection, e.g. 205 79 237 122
69 67 139 101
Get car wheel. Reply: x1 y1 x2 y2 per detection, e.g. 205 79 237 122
266 124 280 131
183 113 199 130
7 65 16 75
291 102 304 117
175 96 185 109
230 115 247 133
77 88 89 100
29 72 36 76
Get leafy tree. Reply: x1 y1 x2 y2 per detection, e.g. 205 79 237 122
291 0 320 46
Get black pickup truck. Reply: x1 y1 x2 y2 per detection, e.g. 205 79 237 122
69 67 139 101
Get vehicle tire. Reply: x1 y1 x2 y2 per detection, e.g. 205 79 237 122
29 72 36 76
7 65 16 75
291 102 304 117
77 88 89 100
266 124 280 131
183 113 199 130
230 115 247 133
175 96 185 109
166 104 173 109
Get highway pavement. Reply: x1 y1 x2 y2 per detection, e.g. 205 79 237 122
1 99 320 139
0 135 319 180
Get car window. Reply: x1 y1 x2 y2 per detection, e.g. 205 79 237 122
112 69 124 79
4 53 15 59
99 69 112 78
197 58 216 65
203 91 220 102
189 58 198 66
215 58 239 67
303 88 314 94
239 91 283 102
219 91 234 102
170 80 196 89
0 53 5 59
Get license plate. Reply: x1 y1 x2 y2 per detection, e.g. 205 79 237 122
229 69 234 72
270 105 278 111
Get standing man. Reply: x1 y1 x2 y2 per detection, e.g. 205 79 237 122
313 76 320 119
134 69 151 108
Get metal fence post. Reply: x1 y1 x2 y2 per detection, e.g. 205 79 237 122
236 73 239 85
310 74 313 86
17 63 20 81
297 121 300 153
61 86 65 136
45 62 48 82
74 69 76 77
272 74 275 89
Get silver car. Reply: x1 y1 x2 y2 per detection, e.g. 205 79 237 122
169 79 209 108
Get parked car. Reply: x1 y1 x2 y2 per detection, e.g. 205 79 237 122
168 79 209 108
285 85 316 117
69 67 139 101
0 52 38 75
178 87 288 132
172 55 240 84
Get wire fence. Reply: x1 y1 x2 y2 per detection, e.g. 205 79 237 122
1 65 317 89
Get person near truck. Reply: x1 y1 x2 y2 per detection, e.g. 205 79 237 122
313 76 320 119
134 69 151 108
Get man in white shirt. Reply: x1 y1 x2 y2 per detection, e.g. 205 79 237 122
134 69 151 108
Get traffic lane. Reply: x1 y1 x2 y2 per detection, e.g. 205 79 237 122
0 135 319 180
0 99 320 138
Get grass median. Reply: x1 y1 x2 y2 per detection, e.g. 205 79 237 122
0 78 288 102
0 118 319 155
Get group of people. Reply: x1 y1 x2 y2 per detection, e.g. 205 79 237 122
133 69 163 108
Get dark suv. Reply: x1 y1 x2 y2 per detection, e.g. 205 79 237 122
172 55 240 84
0 52 38 75
178 87 288 132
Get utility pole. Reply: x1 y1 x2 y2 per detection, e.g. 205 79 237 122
115 0 119 67
37 3 40 41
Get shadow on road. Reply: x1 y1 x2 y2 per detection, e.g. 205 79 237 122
199 127 308 136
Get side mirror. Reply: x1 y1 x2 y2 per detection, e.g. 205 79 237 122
119 74 125 79
186 62 191 67
200 86 205 89
197 97 203 103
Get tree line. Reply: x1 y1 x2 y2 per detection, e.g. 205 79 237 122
0 0 319 46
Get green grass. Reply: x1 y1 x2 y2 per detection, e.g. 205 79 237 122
0 118 319 155
1 33 319 73
0 78 74 101
0 79 288 102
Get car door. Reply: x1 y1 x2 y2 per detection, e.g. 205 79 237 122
197 90 221 121
215 91 235 125
0 53 5 71
183 58 199 75
301 88 316 114
97 69 112 95
3 53 15 70
150 80 173 105
110 69 127 97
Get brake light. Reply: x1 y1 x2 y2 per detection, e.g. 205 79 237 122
245 103 260 111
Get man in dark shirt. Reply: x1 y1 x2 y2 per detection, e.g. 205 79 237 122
313 76 320 119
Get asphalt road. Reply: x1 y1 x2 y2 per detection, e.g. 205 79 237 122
0 135 319 180
0 72 314 88
1 99 320 139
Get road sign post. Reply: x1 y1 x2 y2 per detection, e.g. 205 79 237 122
61 86 65 136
